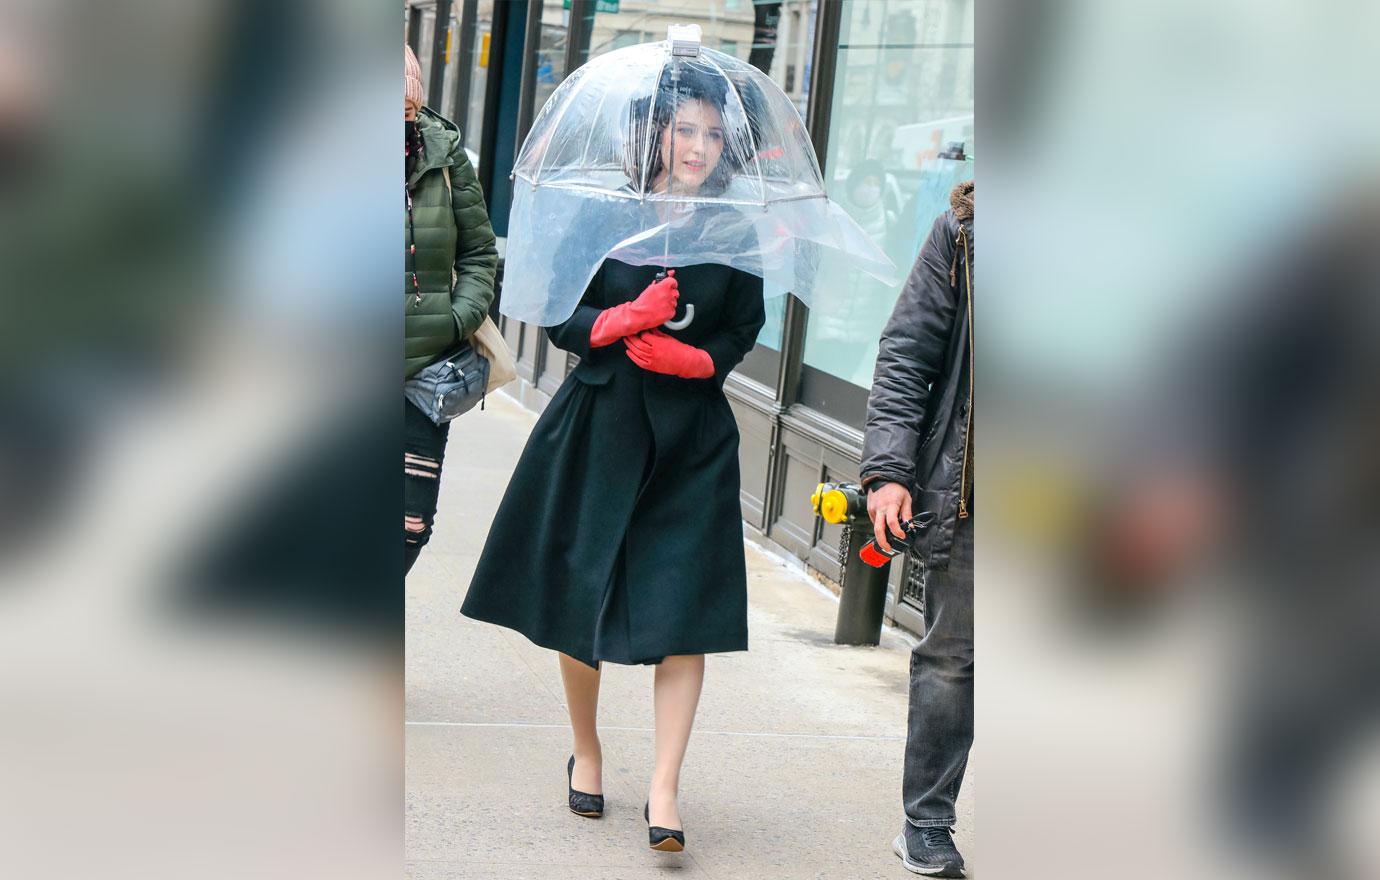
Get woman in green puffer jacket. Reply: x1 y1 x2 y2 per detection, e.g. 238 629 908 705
404 44 497 573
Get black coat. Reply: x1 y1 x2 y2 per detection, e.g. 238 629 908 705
859 181 974 568
462 259 766 666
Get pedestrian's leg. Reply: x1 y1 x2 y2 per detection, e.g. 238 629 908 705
649 653 705 829
559 652 604 794
404 400 450 573
902 517 974 827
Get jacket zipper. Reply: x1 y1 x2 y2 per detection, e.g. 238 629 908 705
957 225 973 519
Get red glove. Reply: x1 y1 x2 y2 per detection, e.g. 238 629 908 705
588 271 679 348
623 329 715 379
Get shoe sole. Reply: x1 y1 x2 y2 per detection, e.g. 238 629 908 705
569 807 603 818
649 837 684 853
892 834 963 877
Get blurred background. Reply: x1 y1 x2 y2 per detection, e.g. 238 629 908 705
0 0 398 877
980 0 1380 878
0 0 1377 877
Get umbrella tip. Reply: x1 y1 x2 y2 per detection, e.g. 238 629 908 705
667 24 701 57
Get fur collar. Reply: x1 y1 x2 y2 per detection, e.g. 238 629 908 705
950 180 974 222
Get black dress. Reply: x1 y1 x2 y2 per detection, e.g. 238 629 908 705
461 258 765 667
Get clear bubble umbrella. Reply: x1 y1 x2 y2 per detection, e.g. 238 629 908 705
500 24 899 327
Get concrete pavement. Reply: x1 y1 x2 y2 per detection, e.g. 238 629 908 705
406 391 975 879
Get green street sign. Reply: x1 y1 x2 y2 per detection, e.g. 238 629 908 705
564 0 620 12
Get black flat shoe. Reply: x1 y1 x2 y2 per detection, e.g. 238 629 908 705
566 755 604 818
644 801 685 852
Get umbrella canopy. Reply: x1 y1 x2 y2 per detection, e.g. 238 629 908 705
500 27 899 327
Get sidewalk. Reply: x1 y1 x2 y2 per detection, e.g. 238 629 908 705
405 392 975 879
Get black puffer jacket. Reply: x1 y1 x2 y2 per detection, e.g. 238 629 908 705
860 181 973 569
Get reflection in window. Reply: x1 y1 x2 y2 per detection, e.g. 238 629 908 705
801 0 973 390
463 1 497 167
535 3 577 116
404 1 493 175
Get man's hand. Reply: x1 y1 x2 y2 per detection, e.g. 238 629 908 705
866 481 913 554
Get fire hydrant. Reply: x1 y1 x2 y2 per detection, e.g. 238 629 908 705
811 481 891 646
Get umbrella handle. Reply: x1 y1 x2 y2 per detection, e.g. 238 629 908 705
663 303 695 331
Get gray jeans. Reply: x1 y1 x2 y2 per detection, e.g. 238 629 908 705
903 514 973 828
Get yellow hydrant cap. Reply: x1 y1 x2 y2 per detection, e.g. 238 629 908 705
819 489 850 524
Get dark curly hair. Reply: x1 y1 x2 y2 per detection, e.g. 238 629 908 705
624 60 749 196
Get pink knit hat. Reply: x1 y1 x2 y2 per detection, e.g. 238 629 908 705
405 45 423 113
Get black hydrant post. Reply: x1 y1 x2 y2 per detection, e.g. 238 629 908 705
812 482 892 646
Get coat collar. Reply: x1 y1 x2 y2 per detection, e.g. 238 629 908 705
408 108 456 187
949 180 973 223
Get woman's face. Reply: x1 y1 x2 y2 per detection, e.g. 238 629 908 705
405 101 418 123
657 98 725 194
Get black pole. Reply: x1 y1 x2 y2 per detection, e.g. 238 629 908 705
476 0 510 207
514 0 544 155
450 0 478 129
747 1 783 73
803 0 842 185
427 0 455 108
780 0 843 403
763 0 844 531
407 4 423 56
565 0 595 76
834 523 891 646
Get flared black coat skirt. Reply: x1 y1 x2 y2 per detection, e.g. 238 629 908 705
462 259 766 667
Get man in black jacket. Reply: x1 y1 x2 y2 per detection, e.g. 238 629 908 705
860 180 973 877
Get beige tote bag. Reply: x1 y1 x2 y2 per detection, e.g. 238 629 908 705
471 314 515 393
442 165 516 394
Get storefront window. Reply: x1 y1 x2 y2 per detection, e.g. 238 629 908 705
460 1 496 168
571 1 812 112
534 4 577 118
439 6 460 119
405 2 491 172
800 0 974 391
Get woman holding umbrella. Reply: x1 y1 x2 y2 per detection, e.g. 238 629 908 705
463 55 763 852
463 29 895 852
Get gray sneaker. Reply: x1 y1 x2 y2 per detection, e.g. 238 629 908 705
892 826 965 877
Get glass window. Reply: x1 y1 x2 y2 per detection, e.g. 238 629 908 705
800 0 974 390
462 1 497 171
406 2 492 174
535 3 580 118
439 6 459 114
577 0 813 138
580 0 792 77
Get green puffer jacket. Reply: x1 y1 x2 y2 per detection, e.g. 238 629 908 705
405 108 498 379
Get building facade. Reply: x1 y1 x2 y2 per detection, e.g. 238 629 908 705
406 0 974 636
